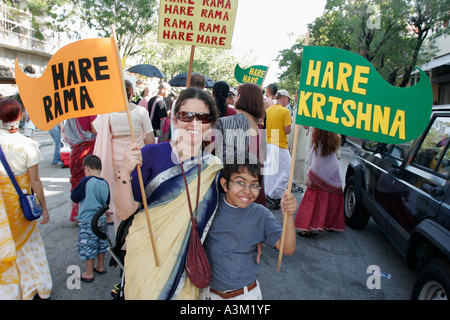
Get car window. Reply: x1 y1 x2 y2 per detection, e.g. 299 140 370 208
380 142 413 160
438 148 450 176
412 116 450 175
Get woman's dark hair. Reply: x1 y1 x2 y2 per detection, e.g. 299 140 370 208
235 82 264 119
311 128 341 157
221 153 262 185
174 87 218 124
212 80 230 117
125 79 134 100
0 98 22 122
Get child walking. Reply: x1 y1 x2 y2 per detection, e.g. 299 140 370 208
71 155 110 282
200 154 297 300
295 128 345 237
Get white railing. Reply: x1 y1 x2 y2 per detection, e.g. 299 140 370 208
0 3 57 54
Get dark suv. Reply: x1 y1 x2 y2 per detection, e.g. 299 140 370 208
344 105 450 300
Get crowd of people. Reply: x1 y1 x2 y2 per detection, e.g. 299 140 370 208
0 73 345 300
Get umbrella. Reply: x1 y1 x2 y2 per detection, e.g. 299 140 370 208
126 64 166 78
169 72 215 88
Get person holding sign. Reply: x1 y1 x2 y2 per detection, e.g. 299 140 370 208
264 90 292 209
295 128 345 237
114 88 222 300
200 153 297 300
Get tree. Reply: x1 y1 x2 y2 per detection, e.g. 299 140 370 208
50 0 158 57
135 31 255 86
276 35 307 94
277 0 449 90
400 0 450 87
14 0 256 86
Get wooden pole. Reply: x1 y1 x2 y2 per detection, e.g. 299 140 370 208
112 26 160 267
186 45 196 88
260 64 270 88
277 32 309 271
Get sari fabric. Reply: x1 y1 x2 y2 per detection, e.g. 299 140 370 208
65 118 96 222
0 174 52 299
124 154 222 300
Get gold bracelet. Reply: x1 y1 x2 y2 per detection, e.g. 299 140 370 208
117 171 132 184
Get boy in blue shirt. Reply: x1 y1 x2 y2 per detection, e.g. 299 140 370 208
201 154 297 300
71 155 110 283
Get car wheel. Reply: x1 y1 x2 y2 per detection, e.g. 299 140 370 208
344 175 370 229
411 259 450 300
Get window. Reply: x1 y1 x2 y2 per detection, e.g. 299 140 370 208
412 116 450 175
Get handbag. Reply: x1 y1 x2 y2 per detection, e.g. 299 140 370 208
180 157 211 289
0 146 42 221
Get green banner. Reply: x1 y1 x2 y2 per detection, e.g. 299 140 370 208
234 63 268 86
296 46 433 144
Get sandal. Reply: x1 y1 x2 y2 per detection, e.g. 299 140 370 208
94 267 107 275
298 231 317 238
80 275 94 283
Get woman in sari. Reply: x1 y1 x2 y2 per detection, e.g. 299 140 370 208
64 115 97 222
93 80 154 229
0 98 51 299
115 88 222 300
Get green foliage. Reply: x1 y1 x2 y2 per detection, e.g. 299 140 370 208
7 0 256 87
276 0 450 91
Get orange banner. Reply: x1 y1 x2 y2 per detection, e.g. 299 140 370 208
15 37 127 131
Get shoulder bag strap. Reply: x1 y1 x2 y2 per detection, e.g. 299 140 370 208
0 145 24 196
179 155 202 224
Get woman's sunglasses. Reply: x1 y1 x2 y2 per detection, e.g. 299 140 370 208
176 111 211 124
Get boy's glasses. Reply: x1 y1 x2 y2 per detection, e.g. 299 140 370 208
176 111 211 124
229 180 261 192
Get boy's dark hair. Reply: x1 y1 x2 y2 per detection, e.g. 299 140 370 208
83 155 102 170
221 152 262 185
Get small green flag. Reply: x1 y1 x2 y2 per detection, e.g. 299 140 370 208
234 64 268 86
296 46 433 144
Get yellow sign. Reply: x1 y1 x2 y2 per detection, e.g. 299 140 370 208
157 0 239 49
15 38 127 131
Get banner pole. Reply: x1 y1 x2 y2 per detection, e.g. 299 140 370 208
260 63 270 88
277 32 309 271
186 45 196 88
112 26 160 267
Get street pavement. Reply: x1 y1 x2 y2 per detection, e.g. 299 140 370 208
31 129 416 302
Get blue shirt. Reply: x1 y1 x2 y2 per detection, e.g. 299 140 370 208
71 176 110 222
204 194 282 291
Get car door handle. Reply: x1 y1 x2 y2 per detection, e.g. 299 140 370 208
423 183 444 196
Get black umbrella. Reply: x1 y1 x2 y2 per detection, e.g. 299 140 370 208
169 72 215 88
127 64 166 78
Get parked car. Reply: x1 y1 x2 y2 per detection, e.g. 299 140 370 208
344 105 450 300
